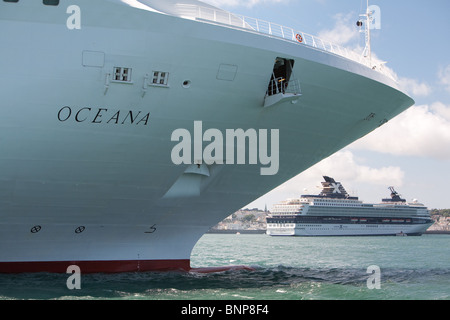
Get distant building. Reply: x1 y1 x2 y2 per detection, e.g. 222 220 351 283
209 209 269 231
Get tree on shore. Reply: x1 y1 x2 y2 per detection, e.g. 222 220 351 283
431 209 450 217
242 214 256 222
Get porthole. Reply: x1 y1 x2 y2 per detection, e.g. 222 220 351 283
182 80 191 88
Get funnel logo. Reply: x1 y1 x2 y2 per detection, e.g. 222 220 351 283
331 183 342 194
171 121 280 176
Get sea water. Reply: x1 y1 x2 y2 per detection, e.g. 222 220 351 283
0 234 448 300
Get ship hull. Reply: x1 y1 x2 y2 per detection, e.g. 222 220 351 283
0 1 414 272
267 222 433 237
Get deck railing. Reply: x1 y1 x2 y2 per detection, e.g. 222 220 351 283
267 77 301 96
176 4 396 80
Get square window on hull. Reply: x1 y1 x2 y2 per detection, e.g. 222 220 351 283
113 67 132 83
151 71 169 86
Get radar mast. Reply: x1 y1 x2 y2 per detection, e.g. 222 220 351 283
357 0 379 68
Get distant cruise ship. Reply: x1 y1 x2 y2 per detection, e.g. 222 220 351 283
1 0 416 273
266 177 433 236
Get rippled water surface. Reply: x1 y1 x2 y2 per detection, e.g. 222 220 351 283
0 234 448 300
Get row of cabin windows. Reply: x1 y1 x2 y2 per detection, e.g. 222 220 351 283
3 0 59 5
112 67 170 86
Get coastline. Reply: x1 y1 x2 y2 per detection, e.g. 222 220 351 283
207 229 450 235
209 209 450 236
207 229 266 234
425 230 450 235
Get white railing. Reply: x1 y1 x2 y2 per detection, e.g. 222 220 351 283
176 4 396 80
267 77 301 96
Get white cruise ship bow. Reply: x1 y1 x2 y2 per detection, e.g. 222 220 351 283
0 0 415 272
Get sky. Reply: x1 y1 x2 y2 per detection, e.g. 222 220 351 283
201 0 450 210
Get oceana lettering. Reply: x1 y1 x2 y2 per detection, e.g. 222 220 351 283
57 106 150 126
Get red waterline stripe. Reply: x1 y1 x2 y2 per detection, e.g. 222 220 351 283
0 260 255 274
0 260 191 274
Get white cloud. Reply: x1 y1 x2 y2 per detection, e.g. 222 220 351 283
316 12 393 72
270 150 404 197
245 149 405 209
350 103 450 160
431 101 450 121
398 77 432 97
303 150 403 187
317 12 359 46
438 64 450 93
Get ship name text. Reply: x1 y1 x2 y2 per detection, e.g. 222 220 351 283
57 106 150 126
